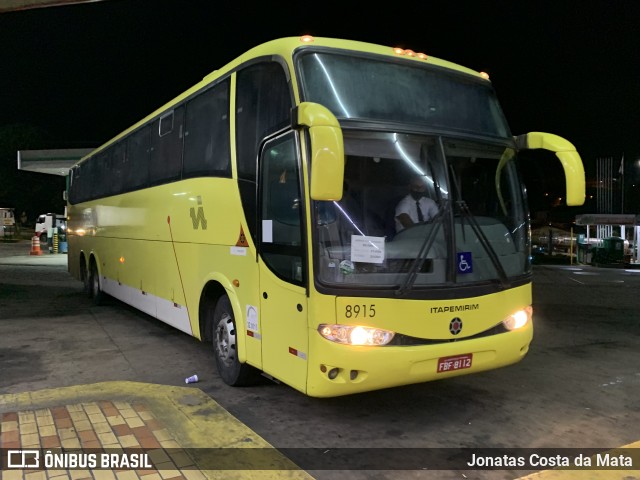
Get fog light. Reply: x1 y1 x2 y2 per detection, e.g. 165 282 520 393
328 368 339 380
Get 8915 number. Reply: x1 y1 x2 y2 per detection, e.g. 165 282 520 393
345 304 376 318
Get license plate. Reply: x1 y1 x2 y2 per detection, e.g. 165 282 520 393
437 353 473 373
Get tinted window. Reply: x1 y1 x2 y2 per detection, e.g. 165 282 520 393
159 111 174 136
235 61 293 244
94 151 109 199
69 166 80 203
150 106 184 185
125 126 150 191
110 142 126 196
260 132 305 285
236 62 292 181
183 79 230 178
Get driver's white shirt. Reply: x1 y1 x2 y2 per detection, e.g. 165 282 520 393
394 195 439 232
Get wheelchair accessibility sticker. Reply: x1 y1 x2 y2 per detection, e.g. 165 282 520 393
457 252 473 274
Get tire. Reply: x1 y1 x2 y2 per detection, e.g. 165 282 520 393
89 260 106 305
212 295 254 386
82 261 91 297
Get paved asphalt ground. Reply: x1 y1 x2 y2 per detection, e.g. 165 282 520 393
1 240 638 480
0 241 311 480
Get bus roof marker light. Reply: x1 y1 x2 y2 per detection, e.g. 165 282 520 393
393 47 405 55
480 71 490 80
417 53 428 60
405 49 416 57
300 35 314 43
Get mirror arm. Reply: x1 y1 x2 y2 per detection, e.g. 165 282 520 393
515 132 585 206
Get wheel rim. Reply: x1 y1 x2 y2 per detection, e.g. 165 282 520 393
215 312 236 367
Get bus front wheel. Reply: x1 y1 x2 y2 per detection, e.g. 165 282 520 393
212 295 253 386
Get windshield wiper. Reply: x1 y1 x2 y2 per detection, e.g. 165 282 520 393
456 199 510 289
447 159 510 289
395 200 449 297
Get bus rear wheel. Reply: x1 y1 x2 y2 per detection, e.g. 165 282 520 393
89 260 106 306
82 261 91 297
212 295 254 386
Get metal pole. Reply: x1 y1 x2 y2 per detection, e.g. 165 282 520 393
608 157 612 236
570 227 574 264
596 157 600 214
621 153 624 214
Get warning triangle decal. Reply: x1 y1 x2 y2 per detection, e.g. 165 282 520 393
236 226 249 247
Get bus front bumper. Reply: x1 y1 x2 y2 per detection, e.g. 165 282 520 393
305 324 532 398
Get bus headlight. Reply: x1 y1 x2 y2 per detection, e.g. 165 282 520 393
502 306 532 331
318 324 395 346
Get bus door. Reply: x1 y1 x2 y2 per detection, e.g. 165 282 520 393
258 132 309 391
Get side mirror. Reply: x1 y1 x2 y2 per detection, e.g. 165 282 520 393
292 102 344 201
514 132 585 206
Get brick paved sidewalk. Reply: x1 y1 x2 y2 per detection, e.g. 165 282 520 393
1 400 201 480
0 382 312 480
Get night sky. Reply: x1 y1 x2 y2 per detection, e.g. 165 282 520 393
1 0 640 216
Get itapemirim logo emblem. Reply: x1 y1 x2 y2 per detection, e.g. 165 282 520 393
190 196 207 230
449 317 463 335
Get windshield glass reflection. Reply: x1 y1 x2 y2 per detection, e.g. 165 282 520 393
313 131 530 290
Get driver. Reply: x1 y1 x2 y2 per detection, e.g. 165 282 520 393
395 175 438 232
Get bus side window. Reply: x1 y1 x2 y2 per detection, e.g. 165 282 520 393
262 136 301 241
236 63 291 182
236 61 293 246
150 106 184 185
111 142 126 195
125 126 150 192
260 133 305 284
183 79 231 179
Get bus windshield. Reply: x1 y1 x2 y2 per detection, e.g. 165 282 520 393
313 131 530 289
297 51 510 139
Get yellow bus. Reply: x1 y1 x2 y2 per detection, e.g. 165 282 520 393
67 36 585 397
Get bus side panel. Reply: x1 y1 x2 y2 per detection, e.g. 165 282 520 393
173 241 261 368
162 178 261 367
67 179 263 367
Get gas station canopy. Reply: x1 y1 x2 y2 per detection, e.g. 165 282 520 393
17 148 93 176
0 0 104 13
575 214 639 226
